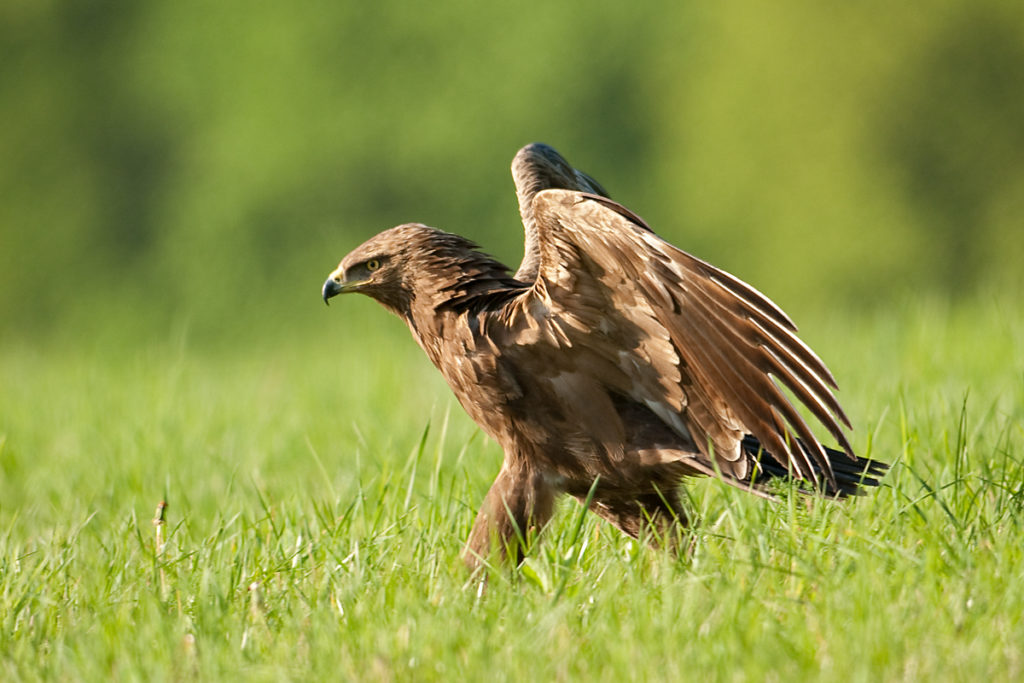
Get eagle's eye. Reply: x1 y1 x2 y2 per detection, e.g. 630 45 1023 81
366 259 381 272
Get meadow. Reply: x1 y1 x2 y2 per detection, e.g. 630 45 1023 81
1 291 1022 681
3 1 1022 679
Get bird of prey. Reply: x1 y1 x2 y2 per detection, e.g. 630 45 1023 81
322 143 886 568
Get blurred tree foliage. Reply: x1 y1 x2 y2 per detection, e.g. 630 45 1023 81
1 0 1021 341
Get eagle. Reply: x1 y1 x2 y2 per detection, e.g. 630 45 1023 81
322 143 886 568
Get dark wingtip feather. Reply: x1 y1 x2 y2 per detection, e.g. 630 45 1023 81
741 435 889 498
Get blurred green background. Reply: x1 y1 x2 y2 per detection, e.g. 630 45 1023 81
1 7 1023 675
2 0 1022 346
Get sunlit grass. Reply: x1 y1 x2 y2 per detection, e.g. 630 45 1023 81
1 294 1023 680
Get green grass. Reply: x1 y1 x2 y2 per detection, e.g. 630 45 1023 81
2 293 1023 680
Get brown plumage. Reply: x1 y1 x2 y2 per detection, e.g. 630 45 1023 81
322 143 887 567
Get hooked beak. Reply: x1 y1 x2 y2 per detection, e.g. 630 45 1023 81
323 270 372 305
322 276 344 305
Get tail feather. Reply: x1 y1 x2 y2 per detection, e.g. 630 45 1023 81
741 435 889 497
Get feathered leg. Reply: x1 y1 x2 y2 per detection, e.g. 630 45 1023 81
463 460 555 569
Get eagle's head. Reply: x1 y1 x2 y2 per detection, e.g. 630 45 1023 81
323 223 511 319
321 224 431 315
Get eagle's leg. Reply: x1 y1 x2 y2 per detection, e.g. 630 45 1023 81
586 488 689 550
463 461 555 569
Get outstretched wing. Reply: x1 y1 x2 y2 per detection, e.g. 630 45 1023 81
508 188 855 487
510 143 611 283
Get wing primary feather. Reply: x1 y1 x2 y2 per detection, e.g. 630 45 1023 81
760 345 855 453
680 277 851 432
668 286 831 483
744 310 840 390
670 253 839 390
700 262 797 331
680 280 854 440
